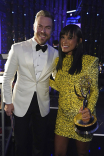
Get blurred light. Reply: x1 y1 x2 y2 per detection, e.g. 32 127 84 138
85 40 87 42
62 21 64 23
67 10 76 13
98 147 101 150
70 13 72 16
12 11 14 13
97 14 99 16
86 12 89 14
95 40 97 42
93 134 104 136
54 20 56 21
24 14 26 16
89 150 90 152
13 39 15 41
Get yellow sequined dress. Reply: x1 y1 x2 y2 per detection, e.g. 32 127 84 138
50 54 99 142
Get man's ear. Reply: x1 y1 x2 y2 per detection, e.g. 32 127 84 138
51 30 53 35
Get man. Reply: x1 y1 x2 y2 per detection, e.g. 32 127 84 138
2 10 58 156
53 40 59 50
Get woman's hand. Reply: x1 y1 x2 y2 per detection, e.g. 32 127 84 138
79 106 91 123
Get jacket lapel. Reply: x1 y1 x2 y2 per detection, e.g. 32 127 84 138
22 39 36 80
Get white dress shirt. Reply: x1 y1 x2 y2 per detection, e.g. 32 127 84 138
32 37 48 81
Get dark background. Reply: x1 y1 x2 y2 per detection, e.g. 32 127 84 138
0 0 104 62
0 1 104 156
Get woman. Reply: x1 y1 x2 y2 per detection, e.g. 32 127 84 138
50 24 99 156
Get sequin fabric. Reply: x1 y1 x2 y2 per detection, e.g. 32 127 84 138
50 54 99 142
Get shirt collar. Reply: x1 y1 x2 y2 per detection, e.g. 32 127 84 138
32 37 48 51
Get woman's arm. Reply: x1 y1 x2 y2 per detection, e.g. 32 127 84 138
49 79 59 92
87 57 99 113
49 57 59 91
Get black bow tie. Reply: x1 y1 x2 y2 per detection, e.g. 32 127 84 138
36 44 47 52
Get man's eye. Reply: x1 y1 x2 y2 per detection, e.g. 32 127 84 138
46 27 51 29
38 25 42 28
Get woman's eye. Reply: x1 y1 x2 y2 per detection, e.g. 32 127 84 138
68 37 72 39
61 36 64 39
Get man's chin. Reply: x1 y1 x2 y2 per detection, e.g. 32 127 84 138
37 38 47 45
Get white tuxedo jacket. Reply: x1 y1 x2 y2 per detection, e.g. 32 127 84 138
2 38 58 117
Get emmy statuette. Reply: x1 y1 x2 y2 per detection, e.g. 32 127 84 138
74 75 99 135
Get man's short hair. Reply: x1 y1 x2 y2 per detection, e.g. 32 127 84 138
53 40 59 45
34 10 54 25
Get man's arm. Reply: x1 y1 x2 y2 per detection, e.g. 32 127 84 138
2 44 18 115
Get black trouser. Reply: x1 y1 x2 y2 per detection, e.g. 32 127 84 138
14 92 49 156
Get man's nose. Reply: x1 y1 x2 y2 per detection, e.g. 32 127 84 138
41 28 45 33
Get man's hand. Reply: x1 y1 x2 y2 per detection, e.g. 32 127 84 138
4 103 14 116
79 106 91 123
